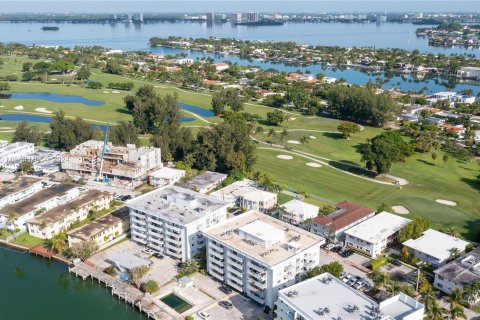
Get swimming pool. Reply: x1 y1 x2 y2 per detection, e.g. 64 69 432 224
160 293 192 313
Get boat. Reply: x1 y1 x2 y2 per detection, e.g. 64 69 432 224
41 26 59 31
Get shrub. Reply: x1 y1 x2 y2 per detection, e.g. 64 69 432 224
142 280 160 294
86 81 103 89
104 266 117 276
371 257 388 270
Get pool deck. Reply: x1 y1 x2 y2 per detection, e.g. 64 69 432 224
69 261 178 320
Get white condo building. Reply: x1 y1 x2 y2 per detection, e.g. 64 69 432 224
0 141 35 167
275 272 424 320
126 186 229 261
203 211 325 307
344 212 411 258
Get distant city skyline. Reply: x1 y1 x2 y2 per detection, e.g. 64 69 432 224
1 1 480 13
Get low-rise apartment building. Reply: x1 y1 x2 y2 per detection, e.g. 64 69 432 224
281 199 319 225
126 186 229 261
434 248 480 296
68 207 129 248
61 140 162 183
180 171 227 194
0 141 35 168
239 190 277 212
0 177 45 209
344 211 411 258
0 183 79 231
27 190 112 239
209 179 260 207
203 211 325 307
403 229 469 268
311 201 375 243
148 167 186 187
275 272 424 320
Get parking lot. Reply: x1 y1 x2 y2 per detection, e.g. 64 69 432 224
203 294 271 320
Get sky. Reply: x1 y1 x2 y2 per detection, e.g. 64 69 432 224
1 1 480 13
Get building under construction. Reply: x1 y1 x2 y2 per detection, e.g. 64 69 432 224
61 140 162 185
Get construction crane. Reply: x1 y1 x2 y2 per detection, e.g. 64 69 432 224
97 124 110 183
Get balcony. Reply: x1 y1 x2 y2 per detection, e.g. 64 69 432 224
304 260 316 268
165 228 181 238
227 280 244 292
165 224 182 233
209 241 224 251
210 263 225 276
148 223 164 234
210 249 224 260
248 278 266 289
248 270 266 282
228 257 244 268
248 263 267 274
227 266 244 280
210 266 225 281
227 251 243 260
131 212 146 220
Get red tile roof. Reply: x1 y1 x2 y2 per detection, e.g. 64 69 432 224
312 201 375 231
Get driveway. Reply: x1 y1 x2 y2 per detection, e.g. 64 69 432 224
202 294 271 320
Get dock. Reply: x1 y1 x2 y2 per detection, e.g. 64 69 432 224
69 261 179 320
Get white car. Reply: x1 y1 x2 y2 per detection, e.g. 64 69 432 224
197 311 211 320
142 248 155 255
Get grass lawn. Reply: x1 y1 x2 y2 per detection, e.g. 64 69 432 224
277 193 294 205
254 147 480 241
13 232 45 248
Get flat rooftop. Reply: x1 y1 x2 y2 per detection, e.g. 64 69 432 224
278 273 423 320
108 250 150 271
126 185 228 224
204 211 324 267
209 179 259 202
29 190 111 226
180 171 227 191
434 248 480 286
149 167 185 179
68 207 129 241
0 177 42 200
344 211 411 244
403 229 469 262
0 183 77 217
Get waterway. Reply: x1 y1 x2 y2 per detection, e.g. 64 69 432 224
0 92 105 106
0 246 145 320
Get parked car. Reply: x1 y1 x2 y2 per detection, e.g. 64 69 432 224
331 246 342 253
153 253 164 259
347 277 358 286
121 195 132 201
142 248 155 255
197 311 211 320
219 301 233 310
353 279 366 290
342 274 351 283
220 285 232 294
392 259 402 266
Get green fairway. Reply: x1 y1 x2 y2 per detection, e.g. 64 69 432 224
254 147 480 241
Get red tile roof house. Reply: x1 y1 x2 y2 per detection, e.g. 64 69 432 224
311 201 375 244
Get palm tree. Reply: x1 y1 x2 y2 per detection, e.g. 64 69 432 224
6 211 16 230
47 231 67 254
443 154 449 167
300 135 309 145
280 129 288 145
448 304 467 319
303 218 313 232
431 152 437 164
463 281 480 305
388 281 402 296
267 128 276 139
448 247 461 260
370 270 391 291
277 205 288 222
445 226 460 238
428 301 446 320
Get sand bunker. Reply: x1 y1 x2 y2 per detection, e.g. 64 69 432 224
436 199 457 206
289 117 296 121
277 155 293 160
112 90 120 93
392 206 409 215
35 107 52 114
14 105 24 110
103 91 110 94
306 162 322 168
309 136 316 139
287 140 301 144
0 105 4 108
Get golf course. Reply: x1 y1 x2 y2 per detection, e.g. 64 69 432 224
0 55 479 240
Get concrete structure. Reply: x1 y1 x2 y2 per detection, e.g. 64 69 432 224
239 190 277 212
0 177 44 209
0 183 79 231
311 201 375 243
148 167 186 187
206 12 215 22
344 212 411 258
281 199 319 225
27 190 112 239
0 141 35 169
275 273 424 320
127 186 229 261
108 250 151 272
61 140 162 184
247 12 259 22
232 13 242 23
68 207 130 248
457 66 480 79
180 171 227 194
403 229 469 268
203 211 325 307
434 248 480 295
209 179 260 207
